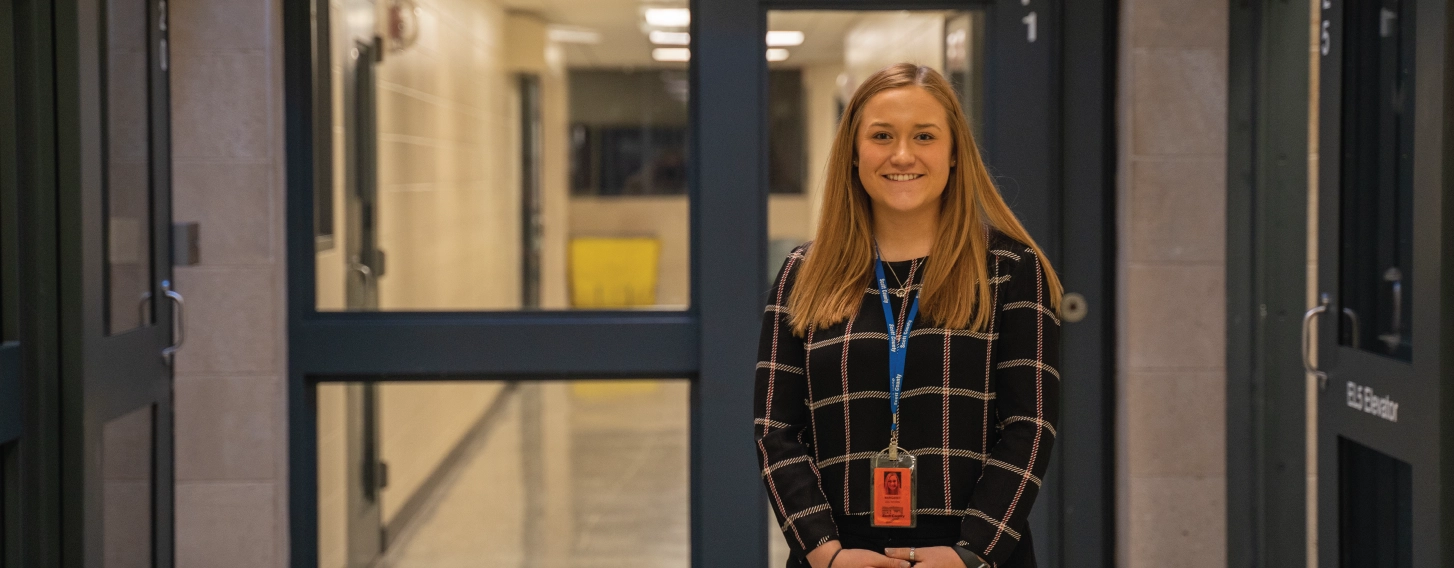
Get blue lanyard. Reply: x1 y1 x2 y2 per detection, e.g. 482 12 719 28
873 246 919 437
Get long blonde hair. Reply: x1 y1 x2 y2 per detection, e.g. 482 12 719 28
787 63 1062 336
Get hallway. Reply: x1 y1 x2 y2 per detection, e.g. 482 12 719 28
9 0 1453 562
362 382 689 568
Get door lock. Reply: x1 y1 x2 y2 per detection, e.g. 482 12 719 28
1060 292 1088 323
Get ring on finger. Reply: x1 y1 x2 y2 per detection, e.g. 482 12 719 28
909 547 916 562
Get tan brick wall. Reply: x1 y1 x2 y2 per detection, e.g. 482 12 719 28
169 0 289 564
1116 0 1229 565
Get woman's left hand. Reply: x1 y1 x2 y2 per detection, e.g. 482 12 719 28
883 547 968 568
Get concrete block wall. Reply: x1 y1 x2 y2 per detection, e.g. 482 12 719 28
168 0 290 564
1116 0 1229 565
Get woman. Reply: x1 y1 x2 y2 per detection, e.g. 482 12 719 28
754 63 1062 568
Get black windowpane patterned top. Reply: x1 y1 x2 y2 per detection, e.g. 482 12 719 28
755 232 1060 567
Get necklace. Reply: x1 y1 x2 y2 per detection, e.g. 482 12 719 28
884 261 910 298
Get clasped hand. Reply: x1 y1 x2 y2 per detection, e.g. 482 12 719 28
808 542 968 568
884 546 968 568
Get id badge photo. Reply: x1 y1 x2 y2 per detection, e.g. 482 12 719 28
870 449 916 528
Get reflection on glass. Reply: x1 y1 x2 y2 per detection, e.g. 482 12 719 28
315 1 693 312
102 407 153 568
763 10 986 279
105 0 154 334
1338 0 1414 361
317 380 689 567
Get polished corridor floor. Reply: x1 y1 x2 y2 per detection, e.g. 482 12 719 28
375 382 691 568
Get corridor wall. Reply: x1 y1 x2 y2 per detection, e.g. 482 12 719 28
168 0 291 563
1116 0 1230 565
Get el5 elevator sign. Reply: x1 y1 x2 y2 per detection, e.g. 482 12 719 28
1347 381 1399 423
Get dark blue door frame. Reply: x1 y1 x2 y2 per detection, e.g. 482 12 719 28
282 0 1115 566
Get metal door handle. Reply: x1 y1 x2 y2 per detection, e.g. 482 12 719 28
161 280 184 364
1302 293 1330 390
349 255 374 285
349 255 377 308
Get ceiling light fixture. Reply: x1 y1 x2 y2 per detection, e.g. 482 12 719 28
644 8 690 27
652 47 691 62
649 30 691 45
547 25 601 44
766 48 790 62
765 31 804 47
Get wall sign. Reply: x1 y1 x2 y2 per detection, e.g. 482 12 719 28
1346 380 1399 422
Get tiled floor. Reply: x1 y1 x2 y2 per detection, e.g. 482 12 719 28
376 381 691 568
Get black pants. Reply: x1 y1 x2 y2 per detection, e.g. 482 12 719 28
786 515 1036 568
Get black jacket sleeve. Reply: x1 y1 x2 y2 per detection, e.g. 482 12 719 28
958 247 1061 566
755 246 839 558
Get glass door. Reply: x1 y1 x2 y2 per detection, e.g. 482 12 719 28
1314 0 1446 563
58 0 177 562
295 0 716 565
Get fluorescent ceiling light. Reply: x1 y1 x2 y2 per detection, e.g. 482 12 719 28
547 26 601 44
649 30 691 45
652 47 691 62
644 8 690 27
766 48 790 62
766 31 804 47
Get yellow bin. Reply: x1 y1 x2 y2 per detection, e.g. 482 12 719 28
568 237 661 308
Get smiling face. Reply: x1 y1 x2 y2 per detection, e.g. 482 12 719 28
855 86 955 221
884 471 901 494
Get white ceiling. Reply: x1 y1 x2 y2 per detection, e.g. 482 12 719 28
497 0 685 67
489 1 955 69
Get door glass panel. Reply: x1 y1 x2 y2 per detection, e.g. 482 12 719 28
1338 437 1412 566
316 379 689 566
102 406 154 568
1337 0 1414 361
104 0 154 335
763 10 985 275
315 0 693 312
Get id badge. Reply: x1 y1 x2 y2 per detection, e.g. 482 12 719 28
870 450 916 528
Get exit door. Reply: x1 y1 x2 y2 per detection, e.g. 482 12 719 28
1313 0 1450 563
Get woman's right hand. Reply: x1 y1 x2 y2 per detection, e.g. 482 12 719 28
807 541 911 568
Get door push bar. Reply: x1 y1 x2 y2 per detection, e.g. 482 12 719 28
1302 293 1331 390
